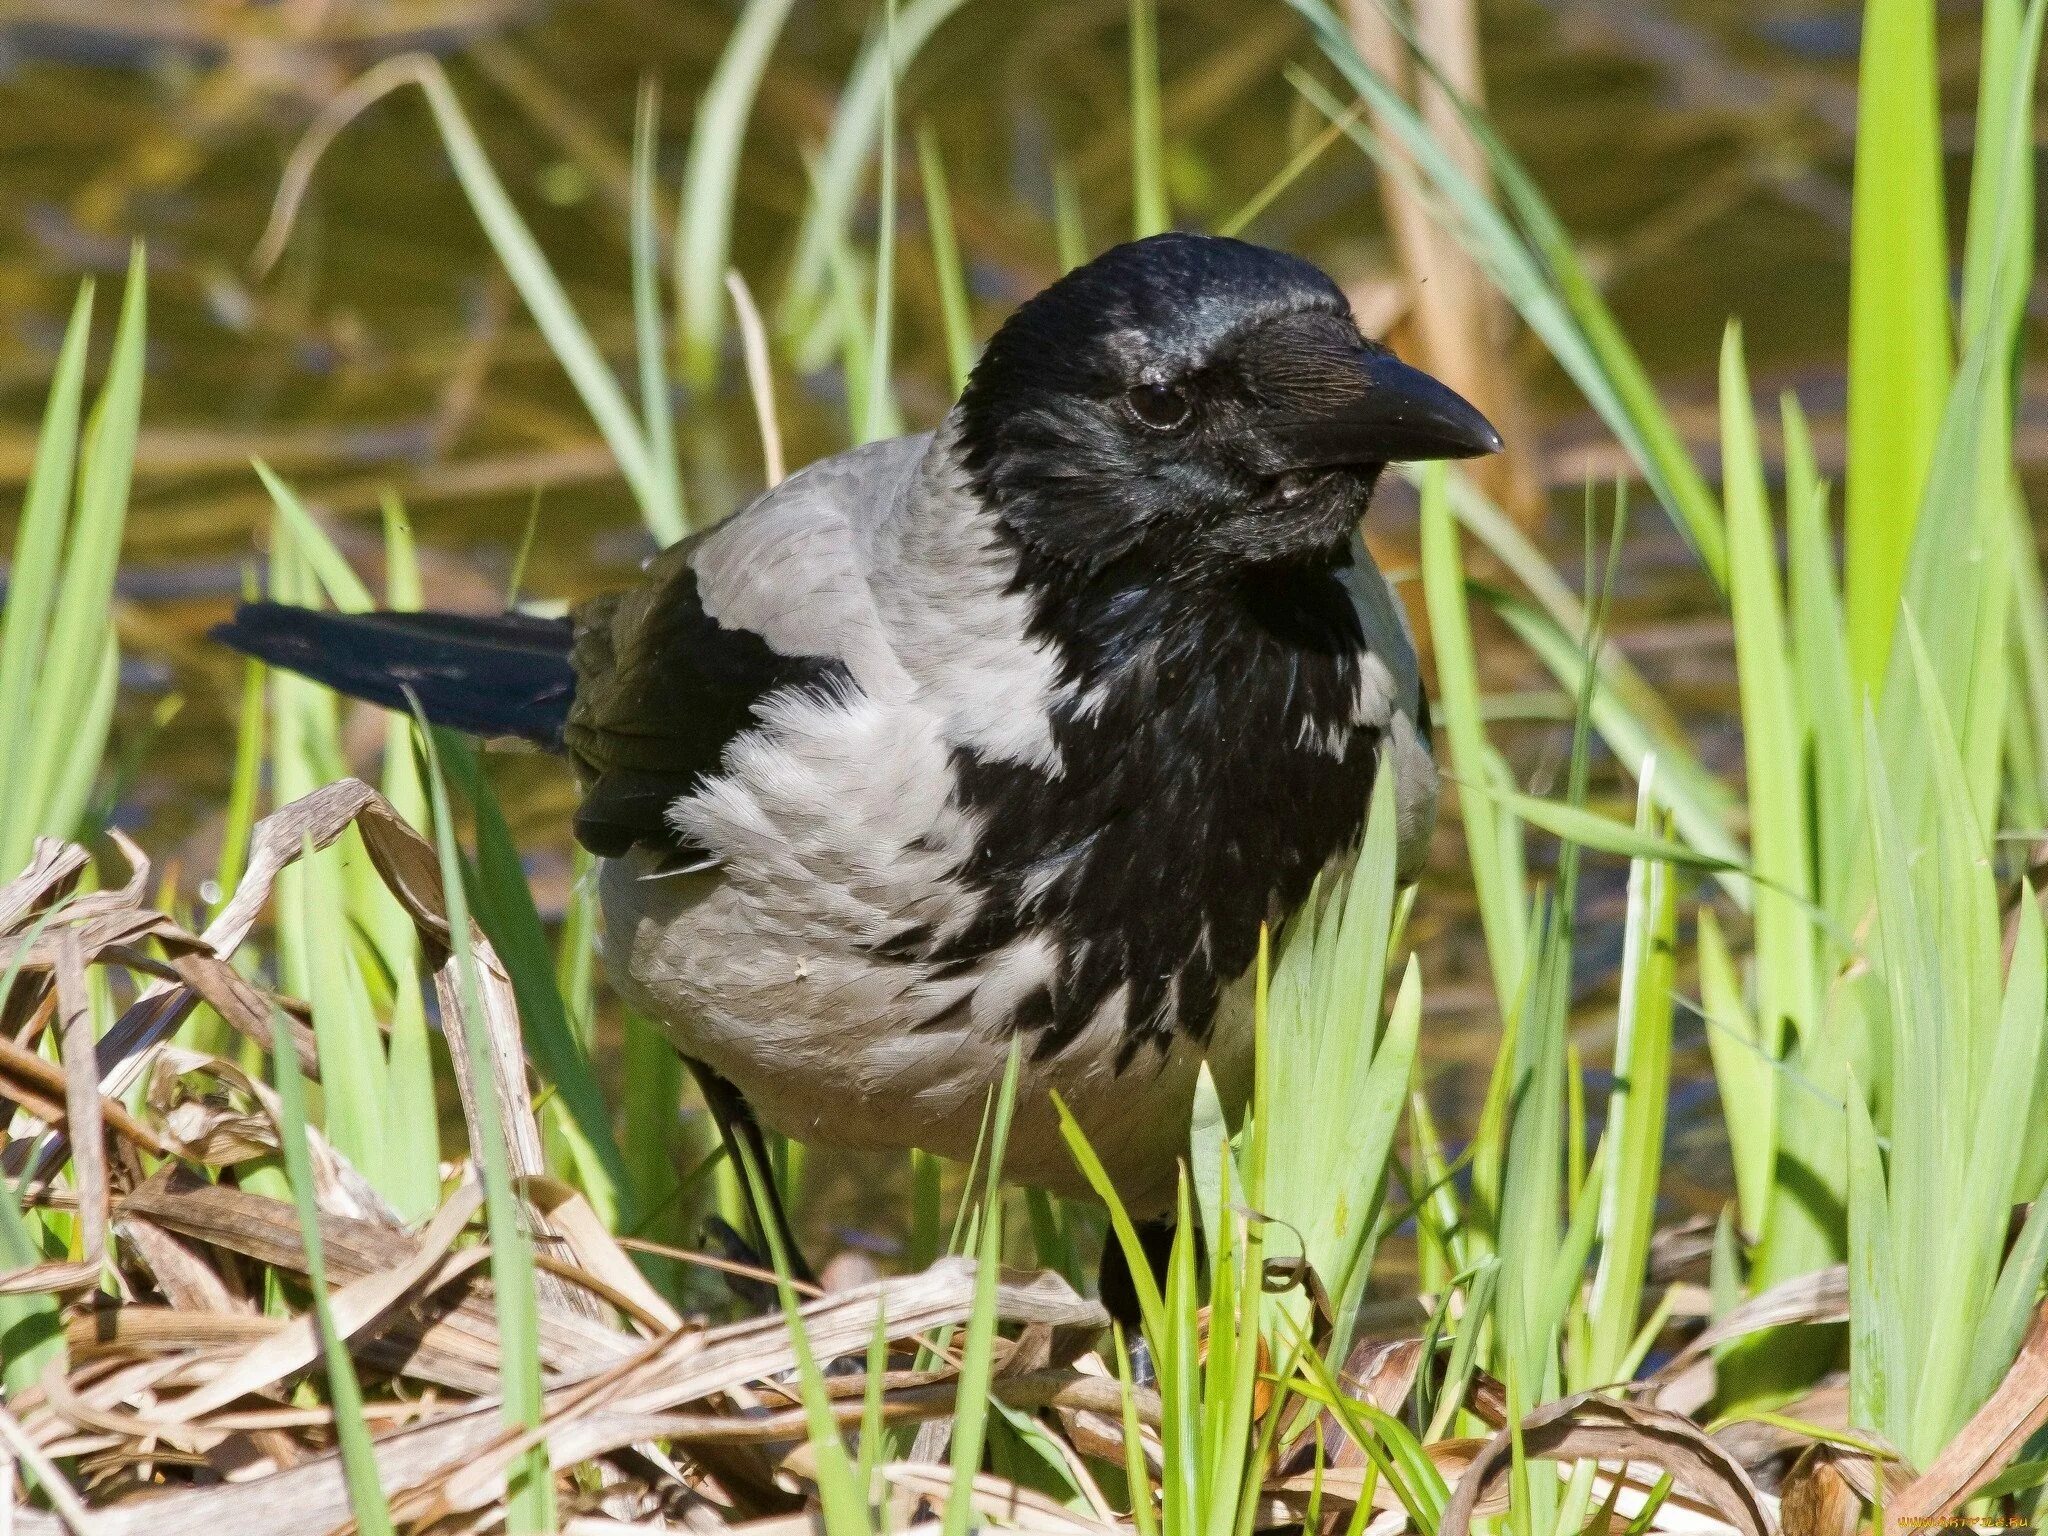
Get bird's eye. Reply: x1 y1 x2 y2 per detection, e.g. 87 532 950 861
1126 382 1191 432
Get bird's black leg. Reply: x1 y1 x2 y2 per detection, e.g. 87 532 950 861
1097 1216 1179 1339
683 1057 817 1290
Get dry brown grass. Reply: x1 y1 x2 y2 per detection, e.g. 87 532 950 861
4 783 2048 1535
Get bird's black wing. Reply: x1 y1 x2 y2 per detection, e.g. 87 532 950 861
564 540 853 860
215 551 852 864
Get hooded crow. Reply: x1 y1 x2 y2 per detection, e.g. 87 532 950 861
214 232 1500 1304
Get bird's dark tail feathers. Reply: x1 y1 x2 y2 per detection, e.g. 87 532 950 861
211 602 577 748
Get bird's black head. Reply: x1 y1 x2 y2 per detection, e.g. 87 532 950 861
955 233 1501 581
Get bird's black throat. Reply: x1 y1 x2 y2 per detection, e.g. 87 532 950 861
886 530 1382 1065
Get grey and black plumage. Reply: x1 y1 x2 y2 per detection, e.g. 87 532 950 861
215 233 1498 1242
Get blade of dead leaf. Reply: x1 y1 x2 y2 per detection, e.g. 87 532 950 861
0 844 89 1144
1645 1266 1849 1414
53 930 105 1276
1714 1382 1856 1474
0 838 87 934
427 1367 1135 1519
523 1369 1135 1450
880 1463 1121 1536
1262 1440 1485 1526
0 1032 160 1156
85 782 396 1106
161 950 320 1077
1780 1443 1906 1536
118 1171 635 1389
521 1178 681 1335
113 1216 241 1315
1439 1391 1777 1536
149 1048 397 1226
29 779 588 1319
0 1397 103 1536
350 778 589 1320
15 781 388 1181
7 1260 1101 1536
156 1183 485 1424
1305 1335 1430 1484
1886 1300 2048 1531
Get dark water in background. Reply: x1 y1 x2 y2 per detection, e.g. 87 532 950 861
0 0 1995 1257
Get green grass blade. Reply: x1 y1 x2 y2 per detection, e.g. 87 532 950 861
213 642 267 906
1264 763 1420 1358
630 80 685 539
941 1041 1022 1536
1844 1071 1901 1446
1216 96 1364 239
259 480 401 1202
917 120 977 394
1418 462 1527 1005
270 1007 398 1536
275 59 668 541
777 0 972 348
1128 0 1168 238
1720 325 1817 1066
291 824 390 1197
1584 774 1676 1385
17 250 146 866
863 0 901 447
620 1005 687 1295
42 641 119 854
1959 1 2033 348
732 1141 868 1533
1494 911 1571 1403
854 1304 891 1490
0 280 93 871
1781 395 1860 916
0 1168 63 1395
255 463 372 606
1430 467 1699 752
435 735 631 1221
1898 620 2011 1452
1479 585 1747 881
1859 687 1972 1463
1284 27 1725 582
372 496 443 1220
1843 0 1951 687
1967 1156 2048 1415
259 468 624 1221
1189 1061 1232 1256
822 211 901 443
258 476 436 1212
676 0 800 390
1887 0 2045 829
1113 1327 1160 1536
1958 887 2048 1415
1476 785 1743 875
1053 1093 1166 1344
417 723 556 1531
1698 907 1774 1246
1872 0 2040 848
410 62 665 537
1052 160 1089 272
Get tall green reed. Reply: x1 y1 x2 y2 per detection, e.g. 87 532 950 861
0 251 147 877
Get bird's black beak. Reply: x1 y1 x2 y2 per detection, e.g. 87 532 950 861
1269 349 1503 468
